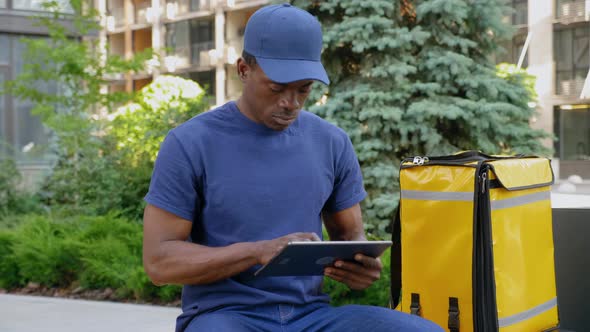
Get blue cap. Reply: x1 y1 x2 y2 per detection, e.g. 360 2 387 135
243 3 329 85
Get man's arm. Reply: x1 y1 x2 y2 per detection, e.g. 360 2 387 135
143 204 319 286
322 203 383 290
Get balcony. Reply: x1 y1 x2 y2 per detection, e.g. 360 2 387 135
135 2 150 25
108 32 125 57
166 46 191 70
556 0 589 23
111 5 127 26
557 77 587 96
164 40 214 72
191 40 215 67
165 0 212 19
229 0 266 6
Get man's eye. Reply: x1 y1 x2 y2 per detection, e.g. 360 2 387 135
299 87 311 94
270 86 283 93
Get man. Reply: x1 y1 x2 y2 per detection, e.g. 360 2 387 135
143 3 443 331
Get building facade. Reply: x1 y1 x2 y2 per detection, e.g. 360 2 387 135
99 0 269 105
500 0 590 179
1 0 588 188
100 0 590 181
0 0 269 188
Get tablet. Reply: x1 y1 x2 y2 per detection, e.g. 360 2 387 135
253 240 392 277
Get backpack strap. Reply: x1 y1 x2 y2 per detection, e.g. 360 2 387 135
390 205 402 309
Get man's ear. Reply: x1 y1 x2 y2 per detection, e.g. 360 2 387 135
237 58 249 82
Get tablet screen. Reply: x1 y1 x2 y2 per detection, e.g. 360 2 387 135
254 240 392 277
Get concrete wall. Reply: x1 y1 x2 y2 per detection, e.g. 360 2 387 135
528 0 555 149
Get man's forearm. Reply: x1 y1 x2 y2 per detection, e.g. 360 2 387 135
144 241 261 286
323 204 366 241
328 230 366 241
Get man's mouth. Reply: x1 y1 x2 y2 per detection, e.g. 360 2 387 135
272 115 296 126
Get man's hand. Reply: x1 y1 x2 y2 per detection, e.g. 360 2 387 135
255 232 320 265
324 254 382 290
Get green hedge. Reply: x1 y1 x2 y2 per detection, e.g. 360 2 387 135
325 247 391 307
0 214 392 306
0 214 180 301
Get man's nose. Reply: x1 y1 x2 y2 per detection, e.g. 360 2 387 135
278 91 300 110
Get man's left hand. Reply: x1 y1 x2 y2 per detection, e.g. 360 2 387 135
324 254 382 290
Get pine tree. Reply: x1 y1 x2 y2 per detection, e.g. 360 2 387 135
292 0 551 237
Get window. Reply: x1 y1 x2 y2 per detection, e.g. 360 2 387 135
510 0 527 26
166 0 210 13
555 105 590 161
190 0 211 11
497 33 528 67
187 69 215 97
0 34 53 163
12 0 73 13
135 1 150 25
190 19 214 66
555 26 589 96
0 35 9 64
166 18 214 68
166 20 191 66
107 0 126 26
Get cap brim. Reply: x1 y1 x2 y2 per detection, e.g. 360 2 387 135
255 57 330 85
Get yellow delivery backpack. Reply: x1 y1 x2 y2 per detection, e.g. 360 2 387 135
390 151 559 332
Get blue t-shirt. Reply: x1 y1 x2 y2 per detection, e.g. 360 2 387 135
144 101 367 330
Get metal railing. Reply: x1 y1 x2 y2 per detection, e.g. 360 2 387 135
191 41 215 66
135 2 151 25
556 0 588 21
190 0 212 11
170 45 191 68
166 0 212 18
109 6 126 26
556 76 587 96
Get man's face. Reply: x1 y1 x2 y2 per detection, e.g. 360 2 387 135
239 59 314 131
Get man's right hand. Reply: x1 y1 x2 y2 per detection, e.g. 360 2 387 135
255 232 320 265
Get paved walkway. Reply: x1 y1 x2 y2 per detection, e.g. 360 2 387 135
0 294 180 332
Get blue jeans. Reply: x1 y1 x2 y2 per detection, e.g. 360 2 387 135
184 302 444 332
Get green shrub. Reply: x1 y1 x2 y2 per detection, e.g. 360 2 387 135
74 215 143 291
79 236 138 290
0 231 20 288
38 76 210 221
0 159 43 219
107 76 209 220
0 159 22 215
321 227 392 307
0 213 179 302
1 212 392 305
122 265 158 299
324 247 391 307
157 284 182 302
10 216 82 286
75 214 141 244
122 265 181 301
0 214 32 230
